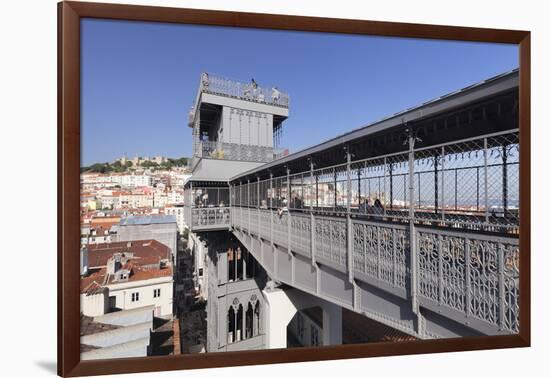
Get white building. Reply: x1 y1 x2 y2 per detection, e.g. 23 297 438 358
165 205 185 234
80 240 174 318
111 174 153 188
167 190 185 205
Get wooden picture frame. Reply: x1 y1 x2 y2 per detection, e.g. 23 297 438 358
58 1 530 376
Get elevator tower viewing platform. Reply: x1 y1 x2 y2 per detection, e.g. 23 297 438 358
185 73 290 232
188 73 290 177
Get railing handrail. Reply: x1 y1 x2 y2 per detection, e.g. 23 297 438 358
230 129 520 232
199 73 290 108
231 206 519 335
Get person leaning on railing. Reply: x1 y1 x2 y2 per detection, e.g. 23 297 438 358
359 198 371 215
271 87 281 104
201 72 209 88
277 197 288 218
372 199 384 216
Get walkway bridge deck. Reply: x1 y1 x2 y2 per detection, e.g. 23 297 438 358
185 70 520 339
228 124 519 338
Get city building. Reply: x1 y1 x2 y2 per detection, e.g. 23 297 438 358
80 239 174 318
165 205 185 234
117 215 178 265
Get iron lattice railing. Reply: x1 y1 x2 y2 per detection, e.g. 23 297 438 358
231 129 519 233
195 140 278 163
191 207 230 228
231 207 519 334
200 73 290 108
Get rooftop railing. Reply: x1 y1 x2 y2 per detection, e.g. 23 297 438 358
199 73 289 108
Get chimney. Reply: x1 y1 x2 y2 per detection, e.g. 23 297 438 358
107 253 122 275
80 247 88 276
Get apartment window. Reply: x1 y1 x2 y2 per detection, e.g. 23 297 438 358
198 268 203 277
131 292 140 302
153 288 161 298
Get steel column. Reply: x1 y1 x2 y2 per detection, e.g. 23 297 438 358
441 146 445 221
408 130 420 318
287 167 291 254
502 144 508 218
346 149 353 283
383 157 387 216
310 160 316 266
484 138 489 223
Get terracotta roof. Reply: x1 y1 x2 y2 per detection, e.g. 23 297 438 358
80 265 172 294
87 239 170 268
80 270 108 295
128 265 173 282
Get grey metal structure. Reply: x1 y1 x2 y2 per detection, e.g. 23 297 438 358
185 70 519 346
184 74 291 352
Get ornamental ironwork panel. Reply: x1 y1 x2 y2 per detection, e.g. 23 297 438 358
352 220 408 289
417 228 519 332
232 207 240 229
502 243 520 333
314 216 346 267
290 213 311 256
259 209 271 239
249 208 259 236
273 212 289 247
468 238 499 326
192 207 230 228
418 232 440 302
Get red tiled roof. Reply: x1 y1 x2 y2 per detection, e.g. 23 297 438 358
87 239 170 268
80 265 173 294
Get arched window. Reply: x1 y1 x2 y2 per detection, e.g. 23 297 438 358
245 303 254 339
227 307 235 344
236 304 243 342
254 301 261 336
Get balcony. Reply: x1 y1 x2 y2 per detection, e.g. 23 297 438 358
195 140 284 164
189 207 230 231
200 73 289 108
184 186 231 231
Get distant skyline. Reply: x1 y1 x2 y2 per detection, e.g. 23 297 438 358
81 19 518 166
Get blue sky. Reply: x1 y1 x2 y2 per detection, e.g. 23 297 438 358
81 19 518 166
